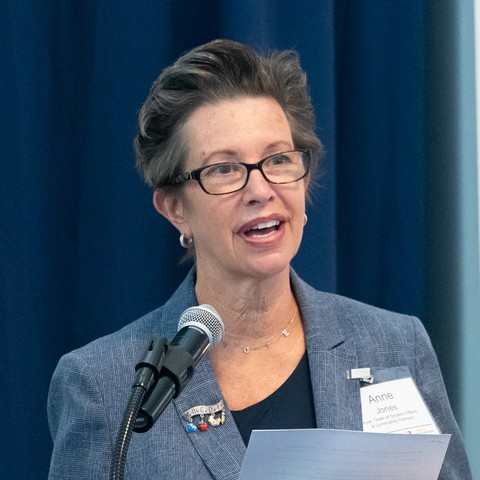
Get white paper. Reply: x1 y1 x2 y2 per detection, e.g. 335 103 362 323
239 429 450 480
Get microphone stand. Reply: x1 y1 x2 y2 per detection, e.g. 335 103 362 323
109 337 167 480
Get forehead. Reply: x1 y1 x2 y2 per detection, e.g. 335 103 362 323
183 97 293 164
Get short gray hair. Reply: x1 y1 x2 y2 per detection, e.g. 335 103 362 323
134 39 323 191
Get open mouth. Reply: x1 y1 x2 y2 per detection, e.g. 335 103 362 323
243 220 281 238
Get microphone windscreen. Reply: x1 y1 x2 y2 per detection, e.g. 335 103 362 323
177 304 224 347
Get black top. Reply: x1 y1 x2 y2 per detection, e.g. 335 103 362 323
231 353 317 445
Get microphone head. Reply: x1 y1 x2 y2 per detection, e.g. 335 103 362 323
177 304 225 348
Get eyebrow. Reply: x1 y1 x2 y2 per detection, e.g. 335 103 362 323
199 141 294 166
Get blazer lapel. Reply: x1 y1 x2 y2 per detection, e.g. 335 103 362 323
294 275 363 432
173 355 246 480
307 342 362 430
153 270 244 479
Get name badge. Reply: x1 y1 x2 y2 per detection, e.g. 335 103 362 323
359 373 439 434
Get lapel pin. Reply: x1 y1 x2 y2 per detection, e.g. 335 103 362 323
183 400 226 433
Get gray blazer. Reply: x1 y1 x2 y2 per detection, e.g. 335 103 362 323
48 269 472 479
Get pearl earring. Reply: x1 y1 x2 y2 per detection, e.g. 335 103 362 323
303 213 308 226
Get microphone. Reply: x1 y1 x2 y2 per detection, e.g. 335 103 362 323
133 304 224 432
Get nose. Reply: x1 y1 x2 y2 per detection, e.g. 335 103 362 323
242 168 275 205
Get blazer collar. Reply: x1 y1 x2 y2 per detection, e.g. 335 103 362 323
166 268 362 478
173 356 246 479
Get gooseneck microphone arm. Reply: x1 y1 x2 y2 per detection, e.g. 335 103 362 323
109 337 167 480
108 305 224 480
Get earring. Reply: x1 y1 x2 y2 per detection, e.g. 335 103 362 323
179 233 193 249
303 213 308 226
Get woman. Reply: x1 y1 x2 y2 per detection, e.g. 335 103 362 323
48 39 472 479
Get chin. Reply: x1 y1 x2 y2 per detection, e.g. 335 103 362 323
241 253 292 280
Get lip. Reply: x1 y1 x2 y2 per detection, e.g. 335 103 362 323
237 215 285 235
236 215 286 246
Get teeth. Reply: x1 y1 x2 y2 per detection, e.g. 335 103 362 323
251 220 280 230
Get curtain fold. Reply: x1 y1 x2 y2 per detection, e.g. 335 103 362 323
1 1 478 478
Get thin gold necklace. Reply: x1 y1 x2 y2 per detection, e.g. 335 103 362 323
242 311 297 354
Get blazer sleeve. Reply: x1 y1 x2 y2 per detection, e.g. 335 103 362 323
47 351 113 479
410 317 472 480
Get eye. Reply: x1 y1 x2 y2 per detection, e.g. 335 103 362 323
270 153 293 166
204 163 243 177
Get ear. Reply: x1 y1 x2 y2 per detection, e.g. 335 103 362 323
153 189 190 234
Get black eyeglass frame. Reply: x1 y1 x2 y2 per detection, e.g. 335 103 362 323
159 149 311 195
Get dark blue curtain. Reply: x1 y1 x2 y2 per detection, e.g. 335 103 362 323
2 1 478 478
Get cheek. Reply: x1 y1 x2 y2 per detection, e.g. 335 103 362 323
185 197 232 240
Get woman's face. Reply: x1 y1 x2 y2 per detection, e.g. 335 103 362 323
166 96 307 284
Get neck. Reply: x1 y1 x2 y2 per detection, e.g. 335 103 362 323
194 266 296 345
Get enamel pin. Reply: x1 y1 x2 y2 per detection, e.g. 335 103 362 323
183 400 226 433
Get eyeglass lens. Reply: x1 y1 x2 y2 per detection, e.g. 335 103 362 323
199 151 308 194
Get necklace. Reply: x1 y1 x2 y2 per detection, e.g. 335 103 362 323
242 311 297 354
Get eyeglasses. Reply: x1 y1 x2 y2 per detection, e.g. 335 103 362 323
160 149 311 195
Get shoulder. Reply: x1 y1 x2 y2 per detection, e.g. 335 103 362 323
60 307 174 371
47 290 192 442
291 270 428 350
291 272 439 387
56 268 199 370
48 306 176 414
